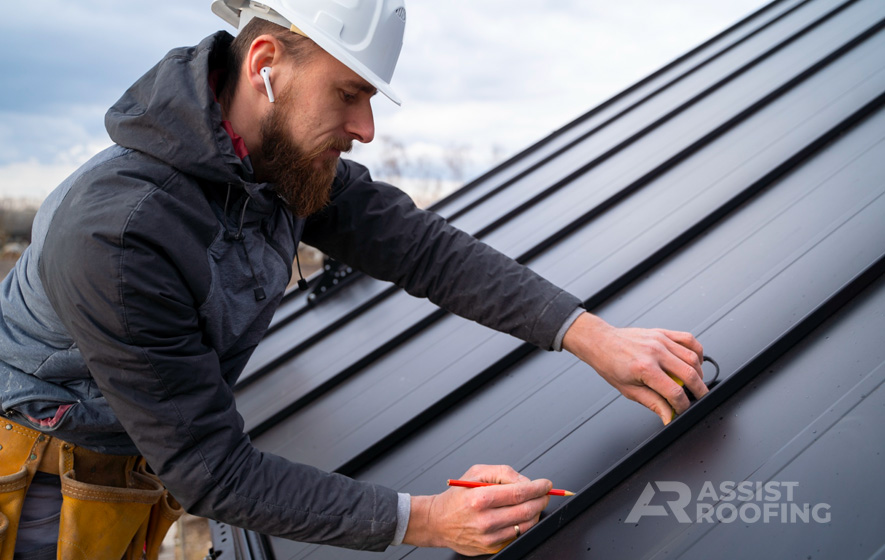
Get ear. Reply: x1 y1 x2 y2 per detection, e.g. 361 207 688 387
245 35 286 101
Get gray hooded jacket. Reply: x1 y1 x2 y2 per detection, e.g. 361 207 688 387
0 32 582 550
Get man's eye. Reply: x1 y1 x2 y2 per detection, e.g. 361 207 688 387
341 91 357 102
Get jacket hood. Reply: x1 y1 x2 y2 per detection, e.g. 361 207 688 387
106 32 265 196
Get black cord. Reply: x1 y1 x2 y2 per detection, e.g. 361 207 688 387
294 249 309 291
684 355 720 403
703 355 721 385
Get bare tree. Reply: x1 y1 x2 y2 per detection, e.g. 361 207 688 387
378 135 407 181
0 199 39 245
443 143 471 183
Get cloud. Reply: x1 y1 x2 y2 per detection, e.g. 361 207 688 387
360 0 770 178
0 151 107 202
1 2 223 112
0 107 108 164
0 1 769 200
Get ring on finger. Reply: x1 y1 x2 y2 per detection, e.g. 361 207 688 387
514 524 521 538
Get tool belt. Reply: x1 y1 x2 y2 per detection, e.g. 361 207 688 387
0 418 183 560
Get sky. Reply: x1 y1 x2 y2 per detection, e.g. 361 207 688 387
0 1 770 203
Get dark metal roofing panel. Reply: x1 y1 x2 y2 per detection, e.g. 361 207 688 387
245 0 816 375
243 0 885 440
208 0 885 558
209 520 272 560
521 274 885 560
270 99 885 560
238 1 885 444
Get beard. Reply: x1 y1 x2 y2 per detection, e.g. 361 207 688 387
255 88 353 218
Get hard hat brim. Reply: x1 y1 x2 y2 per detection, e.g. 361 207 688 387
287 21 402 106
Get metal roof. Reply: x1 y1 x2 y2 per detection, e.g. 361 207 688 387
210 0 885 557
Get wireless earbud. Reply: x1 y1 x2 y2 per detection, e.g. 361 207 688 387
260 67 275 103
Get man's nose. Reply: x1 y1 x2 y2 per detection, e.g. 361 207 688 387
345 100 375 144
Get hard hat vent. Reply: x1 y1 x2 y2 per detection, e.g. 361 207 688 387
395 7 406 22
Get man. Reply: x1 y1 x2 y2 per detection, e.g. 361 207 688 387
0 1 707 558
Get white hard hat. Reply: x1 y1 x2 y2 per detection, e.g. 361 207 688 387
212 0 405 105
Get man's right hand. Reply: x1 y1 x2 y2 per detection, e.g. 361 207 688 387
402 464 552 556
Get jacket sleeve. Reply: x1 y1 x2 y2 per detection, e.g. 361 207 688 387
40 171 398 550
304 159 583 350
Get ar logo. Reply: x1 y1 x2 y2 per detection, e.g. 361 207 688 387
625 481 693 523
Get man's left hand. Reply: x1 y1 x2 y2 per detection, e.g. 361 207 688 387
562 312 707 424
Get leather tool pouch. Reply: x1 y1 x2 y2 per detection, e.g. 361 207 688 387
0 419 184 560
57 445 164 560
0 469 29 560
136 462 184 560
0 421 50 560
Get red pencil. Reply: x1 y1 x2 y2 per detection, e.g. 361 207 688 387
447 479 575 497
